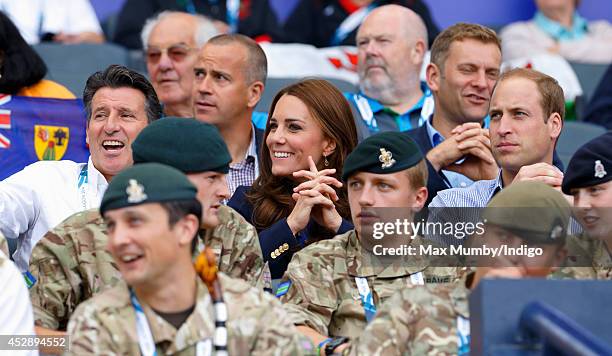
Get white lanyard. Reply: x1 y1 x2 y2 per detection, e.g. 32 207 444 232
130 290 212 356
131 291 157 356
410 272 425 285
354 277 376 322
77 165 89 211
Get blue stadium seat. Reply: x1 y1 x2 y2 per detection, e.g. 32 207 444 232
570 61 610 104
255 77 357 113
557 121 607 169
34 43 129 97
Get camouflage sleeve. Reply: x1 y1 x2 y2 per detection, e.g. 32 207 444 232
215 206 266 288
66 302 118 356
227 209 266 287
279 251 337 336
345 290 410 356
28 231 80 330
249 290 317 356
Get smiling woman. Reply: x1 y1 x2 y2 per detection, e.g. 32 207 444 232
228 79 358 278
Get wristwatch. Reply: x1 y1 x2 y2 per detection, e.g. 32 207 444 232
325 336 350 355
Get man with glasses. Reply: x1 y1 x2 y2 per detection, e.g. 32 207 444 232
141 11 218 117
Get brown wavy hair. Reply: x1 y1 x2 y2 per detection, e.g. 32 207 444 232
247 79 358 238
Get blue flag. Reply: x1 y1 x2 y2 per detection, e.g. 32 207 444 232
0 95 89 180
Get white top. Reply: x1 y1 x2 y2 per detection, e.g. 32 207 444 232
0 0 102 44
0 157 107 271
0 251 38 356
501 19 612 64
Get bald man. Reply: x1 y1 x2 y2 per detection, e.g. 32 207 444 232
141 11 217 117
344 5 432 141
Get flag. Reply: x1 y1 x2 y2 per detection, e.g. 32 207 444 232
0 95 89 180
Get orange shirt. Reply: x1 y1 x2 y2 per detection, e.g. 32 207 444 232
18 80 75 99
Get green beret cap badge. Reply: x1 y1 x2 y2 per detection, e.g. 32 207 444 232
379 148 396 169
594 160 607 179
126 179 148 203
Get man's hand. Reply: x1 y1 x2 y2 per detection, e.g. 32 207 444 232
427 123 498 180
512 163 564 188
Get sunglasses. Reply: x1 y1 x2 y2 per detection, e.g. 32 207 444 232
145 44 195 63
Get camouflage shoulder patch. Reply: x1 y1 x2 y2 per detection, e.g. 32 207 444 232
23 271 37 289
275 280 291 298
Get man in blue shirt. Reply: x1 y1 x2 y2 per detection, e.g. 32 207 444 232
345 5 433 142
430 67 566 210
405 23 502 206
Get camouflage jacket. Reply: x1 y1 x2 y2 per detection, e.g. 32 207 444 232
29 205 266 330
279 230 465 338
198 205 267 288
0 231 8 257
67 273 315 355
554 233 612 280
347 282 469 356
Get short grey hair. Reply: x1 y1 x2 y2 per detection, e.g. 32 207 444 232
140 11 218 49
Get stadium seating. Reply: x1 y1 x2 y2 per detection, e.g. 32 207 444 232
34 43 130 97
557 121 608 169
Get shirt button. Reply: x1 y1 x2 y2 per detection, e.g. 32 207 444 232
460 182 467 187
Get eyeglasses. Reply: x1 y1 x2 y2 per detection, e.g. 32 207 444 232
145 44 196 63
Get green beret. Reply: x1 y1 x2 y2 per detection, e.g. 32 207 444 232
100 163 198 215
483 181 571 245
342 131 423 181
132 117 231 174
562 131 612 194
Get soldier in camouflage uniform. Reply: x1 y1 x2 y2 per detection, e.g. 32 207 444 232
556 132 612 280
0 231 7 257
347 181 572 355
68 163 314 355
29 118 266 331
278 132 464 355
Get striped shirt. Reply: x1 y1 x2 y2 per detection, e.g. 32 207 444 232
226 125 260 198
427 173 502 246
429 173 503 209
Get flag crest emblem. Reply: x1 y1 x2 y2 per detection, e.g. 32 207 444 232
34 125 69 161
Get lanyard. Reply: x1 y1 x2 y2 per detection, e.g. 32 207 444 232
130 290 158 356
456 315 470 355
77 164 89 211
130 290 213 356
331 4 376 46
353 93 434 134
355 272 425 322
354 277 376 323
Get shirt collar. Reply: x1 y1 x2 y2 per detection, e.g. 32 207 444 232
534 11 588 41
425 114 445 148
248 124 259 176
359 82 431 116
489 171 504 200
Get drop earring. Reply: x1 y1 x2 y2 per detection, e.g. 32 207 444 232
324 154 329 167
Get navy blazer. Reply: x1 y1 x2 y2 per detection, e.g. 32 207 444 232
404 125 565 206
228 185 353 279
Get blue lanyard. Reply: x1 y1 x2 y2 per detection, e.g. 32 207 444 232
77 164 89 210
130 290 158 356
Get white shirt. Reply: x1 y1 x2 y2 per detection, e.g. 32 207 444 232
0 251 38 356
0 157 107 271
0 0 102 44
